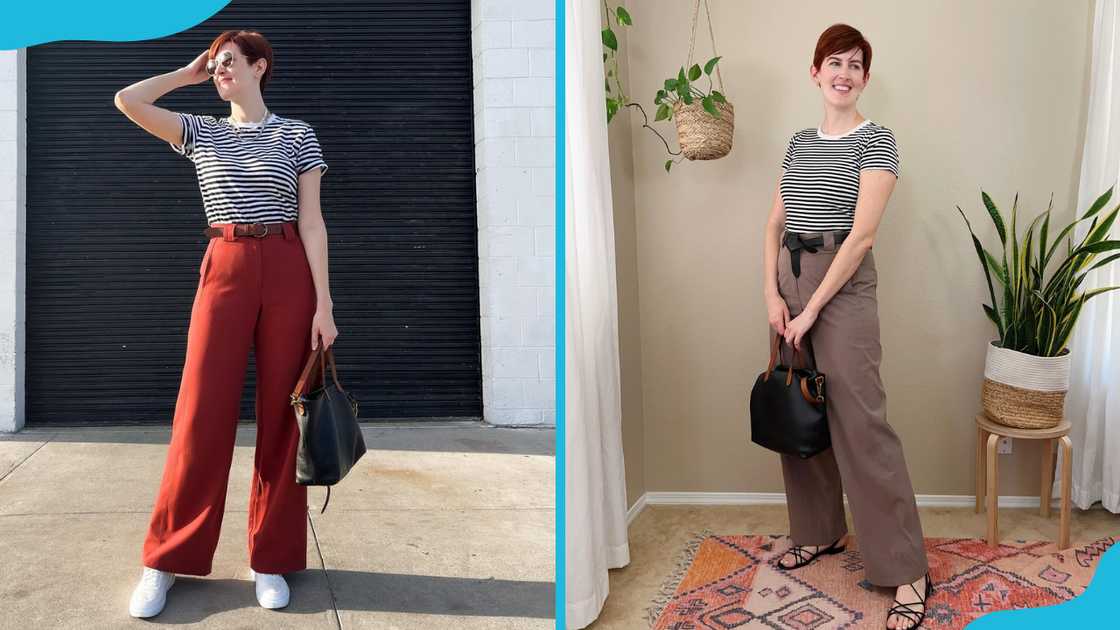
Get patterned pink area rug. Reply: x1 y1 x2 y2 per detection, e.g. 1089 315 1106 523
648 533 1116 629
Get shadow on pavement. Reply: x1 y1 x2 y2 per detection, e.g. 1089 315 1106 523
146 570 555 623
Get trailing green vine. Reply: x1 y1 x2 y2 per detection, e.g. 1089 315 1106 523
602 2 726 173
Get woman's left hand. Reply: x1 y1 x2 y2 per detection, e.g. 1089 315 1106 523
310 308 338 350
783 307 818 352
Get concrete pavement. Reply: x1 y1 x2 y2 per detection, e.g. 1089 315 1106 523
0 423 555 629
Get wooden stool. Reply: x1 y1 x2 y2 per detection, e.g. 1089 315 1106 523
974 413 1072 549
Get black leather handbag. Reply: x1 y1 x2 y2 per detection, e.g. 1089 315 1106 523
289 343 367 513
749 332 830 459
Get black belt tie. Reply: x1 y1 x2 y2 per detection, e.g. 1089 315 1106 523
783 231 848 278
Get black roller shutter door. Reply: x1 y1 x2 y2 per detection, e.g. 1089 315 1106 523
25 0 481 425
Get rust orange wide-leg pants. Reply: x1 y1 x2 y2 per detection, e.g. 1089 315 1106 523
775 229 929 587
142 222 316 576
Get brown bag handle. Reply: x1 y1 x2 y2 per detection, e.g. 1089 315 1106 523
291 337 346 402
763 331 806 386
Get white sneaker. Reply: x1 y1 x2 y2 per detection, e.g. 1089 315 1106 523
128 567 176 618
249 568 290 609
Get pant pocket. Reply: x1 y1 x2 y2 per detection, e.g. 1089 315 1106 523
843 250 878 295
776 247 795 301
199 239 215 278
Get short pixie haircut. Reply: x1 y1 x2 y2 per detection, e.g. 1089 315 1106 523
813 24 872 80
208 30 274 94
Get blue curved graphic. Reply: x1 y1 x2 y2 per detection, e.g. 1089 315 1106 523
966 541 1120 628
0 1 230 50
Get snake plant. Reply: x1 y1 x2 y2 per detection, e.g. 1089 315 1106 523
957 186 1120 357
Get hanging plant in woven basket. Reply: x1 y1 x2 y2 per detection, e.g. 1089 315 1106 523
664 0 734 163
602 0 735 173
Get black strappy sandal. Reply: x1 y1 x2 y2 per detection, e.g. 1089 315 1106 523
777 536 846 570
886 571 933 630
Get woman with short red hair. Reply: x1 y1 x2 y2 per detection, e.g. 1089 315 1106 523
761 24 932 629
114 29 336 617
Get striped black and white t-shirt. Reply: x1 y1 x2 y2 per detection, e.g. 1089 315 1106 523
779 119 899 233
170 112 328 225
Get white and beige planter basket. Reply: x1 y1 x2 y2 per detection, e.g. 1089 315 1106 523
981 341 1070 429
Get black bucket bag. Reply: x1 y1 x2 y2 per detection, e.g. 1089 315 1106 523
289 342 367 513
749 332 830 459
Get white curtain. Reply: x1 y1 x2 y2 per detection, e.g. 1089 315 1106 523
564 0 631 627
1058 0 1120 513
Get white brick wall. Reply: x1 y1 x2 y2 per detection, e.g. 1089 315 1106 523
472 0 556 426
0 50 25 433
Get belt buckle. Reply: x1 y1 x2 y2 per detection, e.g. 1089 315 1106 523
248 223 269 238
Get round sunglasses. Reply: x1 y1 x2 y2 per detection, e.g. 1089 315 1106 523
205 50 236 76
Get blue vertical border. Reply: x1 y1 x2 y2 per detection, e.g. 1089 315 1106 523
555 0 566 627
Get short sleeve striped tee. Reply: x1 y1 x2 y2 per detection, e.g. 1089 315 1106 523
170 112 328 225
779 119 899 233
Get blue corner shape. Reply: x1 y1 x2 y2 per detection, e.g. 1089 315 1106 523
966 540 1120 628
1 1 231 50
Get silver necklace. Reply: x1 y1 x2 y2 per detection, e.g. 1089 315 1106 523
228 109 271 138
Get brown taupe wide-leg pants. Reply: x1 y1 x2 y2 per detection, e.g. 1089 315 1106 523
775 229 928 587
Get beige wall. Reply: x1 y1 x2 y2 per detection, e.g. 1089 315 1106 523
608 0 1094 503
606 3 646 509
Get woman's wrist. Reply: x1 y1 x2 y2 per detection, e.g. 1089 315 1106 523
317 298 333 311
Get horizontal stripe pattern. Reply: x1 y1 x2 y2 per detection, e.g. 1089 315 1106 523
171 112 328 225
779 120 899 233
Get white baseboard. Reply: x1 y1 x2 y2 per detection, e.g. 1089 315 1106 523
626 491 1063 525
626 492 648 524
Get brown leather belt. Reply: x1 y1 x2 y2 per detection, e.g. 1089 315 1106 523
203 223 287 239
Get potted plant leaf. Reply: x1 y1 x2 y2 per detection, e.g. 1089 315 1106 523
957 186 1120 429
654 54 734 165
603 1 734 173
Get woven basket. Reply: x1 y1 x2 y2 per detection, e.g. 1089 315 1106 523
981 341 1070 429
673 0 734 162
673 100 735 160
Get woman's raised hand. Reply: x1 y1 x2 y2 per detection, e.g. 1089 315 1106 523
180 50 212 86
766 293 790 336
